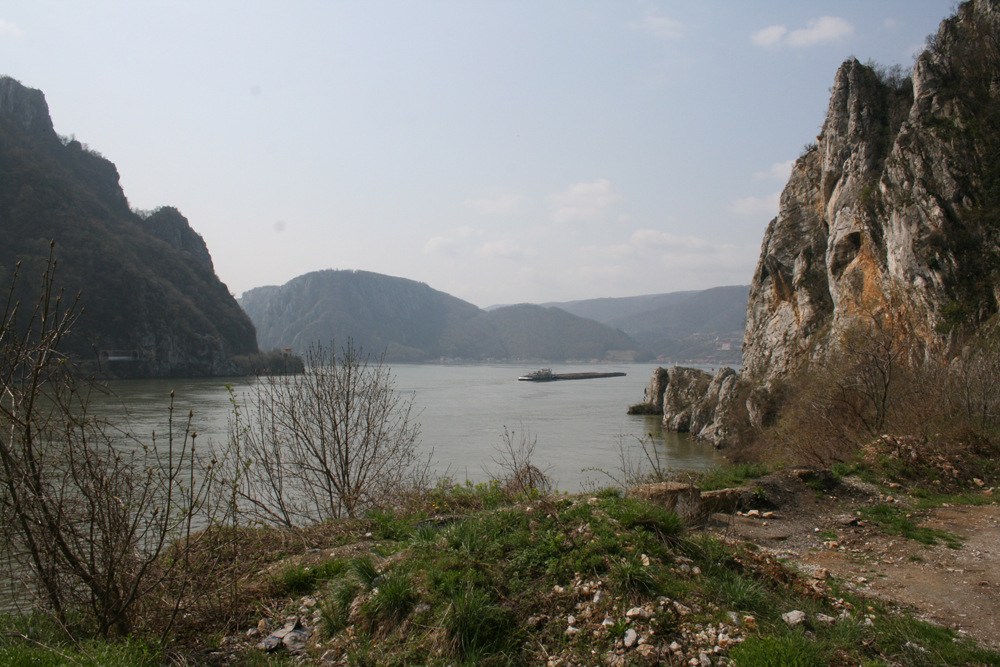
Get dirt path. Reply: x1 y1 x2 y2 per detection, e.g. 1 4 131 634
700 470 1000 650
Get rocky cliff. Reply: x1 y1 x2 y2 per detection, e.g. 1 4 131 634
744 0 1000 382
639 0 1000 446
0 76 258 377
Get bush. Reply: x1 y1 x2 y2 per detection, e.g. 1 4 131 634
444 586 516 660
364 569 416 627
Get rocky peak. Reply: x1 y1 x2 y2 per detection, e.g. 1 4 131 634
139 206 215 272
742 0 1000 382
0 76 57 139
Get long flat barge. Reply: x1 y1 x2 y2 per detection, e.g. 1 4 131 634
518 368 626 382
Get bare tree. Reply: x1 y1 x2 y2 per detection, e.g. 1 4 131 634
482 425 552 497
221 341 422 526
0 245 214 639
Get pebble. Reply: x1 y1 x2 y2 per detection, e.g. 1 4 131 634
626 606 651 620
624 629 638 648
782 610 807 627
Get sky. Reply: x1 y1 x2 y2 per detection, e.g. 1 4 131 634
0 1 955 308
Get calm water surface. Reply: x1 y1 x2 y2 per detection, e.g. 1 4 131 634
95 363 728 491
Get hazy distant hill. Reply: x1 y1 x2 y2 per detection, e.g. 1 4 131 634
543 286 749 362
240 271 640 362
481 304 639 361
0 76 257 376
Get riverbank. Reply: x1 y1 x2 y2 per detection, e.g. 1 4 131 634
5 467 999 666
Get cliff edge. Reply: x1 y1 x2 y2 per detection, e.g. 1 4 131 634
639 0 1000 448
744 0 1000 382
0 76 258 377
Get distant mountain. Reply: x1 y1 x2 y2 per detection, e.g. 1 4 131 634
481 304 639 362
542 286 749 362
239 271 640 362
0 76 258 377
539 291 698 323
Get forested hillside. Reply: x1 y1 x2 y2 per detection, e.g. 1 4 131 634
0 76 257 376
543 286 748 363
240 270 641 362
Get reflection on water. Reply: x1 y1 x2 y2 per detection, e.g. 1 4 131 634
89 363 728 491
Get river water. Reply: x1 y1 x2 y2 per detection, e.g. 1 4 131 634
92 363 728 492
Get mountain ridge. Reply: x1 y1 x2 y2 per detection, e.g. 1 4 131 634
240 270 640 362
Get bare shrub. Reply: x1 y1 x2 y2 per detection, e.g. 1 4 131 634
758 308 994 467
220 341 422 526
0 248 215 639
583 434 669 491
483 426 552 497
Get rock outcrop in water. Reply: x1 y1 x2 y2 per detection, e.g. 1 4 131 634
0 76 258 376
639 0 1000 446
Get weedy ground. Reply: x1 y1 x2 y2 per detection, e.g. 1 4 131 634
2 477 1000 666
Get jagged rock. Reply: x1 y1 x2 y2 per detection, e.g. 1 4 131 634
638 366 742 446
639 2 1000 449
743 1 1000 384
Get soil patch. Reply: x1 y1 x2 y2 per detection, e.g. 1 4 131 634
699 469 1000 649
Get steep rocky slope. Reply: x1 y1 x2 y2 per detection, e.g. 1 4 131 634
744 0 1000 381
240 270 640 362
639 0 1000 445
0 76 258 376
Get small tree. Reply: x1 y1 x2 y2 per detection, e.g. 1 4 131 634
223 341 421 526
0 244 214 639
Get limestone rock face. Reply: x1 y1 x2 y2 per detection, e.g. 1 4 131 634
743 0 1000 382
639 2 1000 445
645 366 741 445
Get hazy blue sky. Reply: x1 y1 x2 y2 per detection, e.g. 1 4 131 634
1 2 953 307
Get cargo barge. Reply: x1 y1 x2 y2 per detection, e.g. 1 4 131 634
517 368 626 382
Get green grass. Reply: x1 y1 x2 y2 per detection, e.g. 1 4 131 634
0 638 161 667
364 568 417 627
873 614 1000 666
697 463 769 491
730 633 830 667
277 557 349 595
351 556 381 590
860 504 963 548
911 489 996 509
444 585 517 660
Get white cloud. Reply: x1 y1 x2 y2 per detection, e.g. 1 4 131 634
729 191 781 218
0 19 22 37
475 240 535 259
423 226 481 254
548 178 623 224
883 18 897 30
752 16 853 49
787 17 854 47
423 236 459 254
464 193 523 215
630 230 716 254
637 14 684 40
754 159 795 181
751 25 787 48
